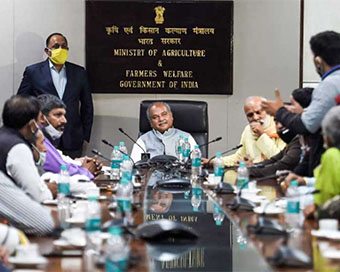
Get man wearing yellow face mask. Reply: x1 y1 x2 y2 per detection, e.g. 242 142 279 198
17 32 93 158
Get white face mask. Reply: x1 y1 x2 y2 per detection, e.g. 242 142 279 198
31 144 47 166
44 116 64 140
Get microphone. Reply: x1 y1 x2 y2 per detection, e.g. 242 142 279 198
102 139 137 166
102 139 114 148
118 128 150 160
91 148 110 161
184 136 223 168
206 144 243 167
198 136 222 148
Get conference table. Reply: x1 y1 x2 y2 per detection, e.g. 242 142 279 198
23 167 340 271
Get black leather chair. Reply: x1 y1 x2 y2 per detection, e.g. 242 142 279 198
139 100 209 157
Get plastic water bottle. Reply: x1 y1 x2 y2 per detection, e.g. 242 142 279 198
111 146 123 180
182 137 191 162
121 155 133 182
175 134 185 162
116 178 133 225
236 161 249 189
285 180 301 230
85 196 101 233
58 164 70 229
213 203 225 226
119 141 128 155
105 226 129 272
84 196 102 271
191 185 202 212
191 145 202 178
214 152 224 183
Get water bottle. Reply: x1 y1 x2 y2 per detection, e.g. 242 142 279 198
285 180 301 230
236 161 249 189
191 145 202 178
182 137 191 162
57 164 70 229
84 196 102 271
213 152 224 183
213 203 225 226
121 155 133 182
119 141 128 155
105 226 129 272
175 134 185 162
191 184 202 212
116 178 133 225
111 146 123 180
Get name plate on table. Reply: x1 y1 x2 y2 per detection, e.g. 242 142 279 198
86 1 233 94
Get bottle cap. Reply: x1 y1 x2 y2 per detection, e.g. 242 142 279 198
109 226 122 235
179 135 184 139
60 164 67 171
194 145 200 149
184 137 189 141
119 141 125 146
114 146 119 150
239 161 246 167
216 152 222 157
123 155 129 160
290 180 299 187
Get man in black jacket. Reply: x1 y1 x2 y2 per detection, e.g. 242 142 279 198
17 33 93 158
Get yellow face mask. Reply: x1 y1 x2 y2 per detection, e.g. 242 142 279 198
49 48 68 65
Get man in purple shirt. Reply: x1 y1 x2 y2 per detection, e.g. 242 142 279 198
37 94 101 179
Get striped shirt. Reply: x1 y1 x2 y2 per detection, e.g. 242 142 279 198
0 171 55 235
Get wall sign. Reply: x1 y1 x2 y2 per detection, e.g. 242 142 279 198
86 1 233 94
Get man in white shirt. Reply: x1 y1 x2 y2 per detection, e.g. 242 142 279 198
131 102 196 162
0 95 53 203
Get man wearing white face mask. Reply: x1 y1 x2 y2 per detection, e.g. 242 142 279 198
0 95 53 203
17 32 93 159
37 94 100 179
221 96 286 166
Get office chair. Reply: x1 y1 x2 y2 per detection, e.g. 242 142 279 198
139 100 209 157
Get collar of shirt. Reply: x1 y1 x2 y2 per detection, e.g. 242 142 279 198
48 59 66 72
153 127 175 140
322 64 340 80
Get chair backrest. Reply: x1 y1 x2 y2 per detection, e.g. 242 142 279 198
139 100 209 157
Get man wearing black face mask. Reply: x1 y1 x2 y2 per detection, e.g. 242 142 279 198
0 95 53 203
249 88 313 178
262 31 340 176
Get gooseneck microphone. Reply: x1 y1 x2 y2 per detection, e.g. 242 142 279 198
184 136 223 168
118 128 150 160
198 136 222 148
102 139 114 148
102 138 137 167
206 144 243 167
92 148 110 161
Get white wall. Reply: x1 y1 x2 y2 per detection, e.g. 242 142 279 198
303 0 340 84
0 0 300 160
